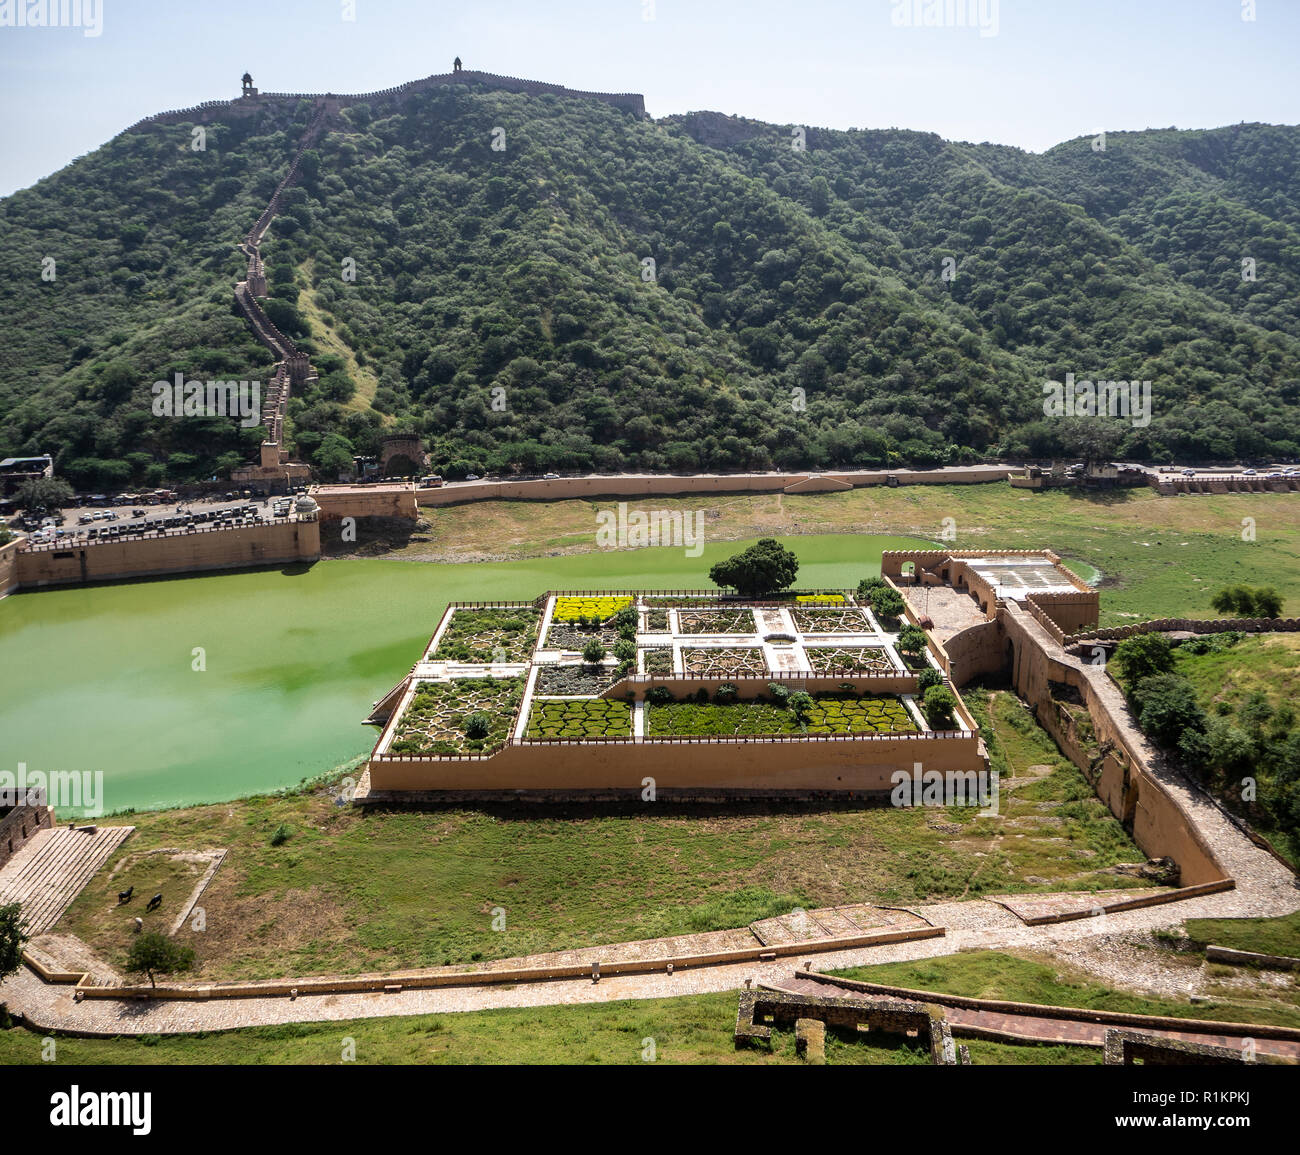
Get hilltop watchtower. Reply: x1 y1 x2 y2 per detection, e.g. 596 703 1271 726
241 72 257 98
453 56 462 72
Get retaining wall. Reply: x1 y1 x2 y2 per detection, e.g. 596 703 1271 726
312 484 418 521
13 519 320 588
415 467 1008 507
368 728 988 793
0 538 19 599
1001 606 1226 886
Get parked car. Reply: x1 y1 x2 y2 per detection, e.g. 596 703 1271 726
1181 468 1196 476
1243 468 1257 475
464 473 480 481
543 472 560 480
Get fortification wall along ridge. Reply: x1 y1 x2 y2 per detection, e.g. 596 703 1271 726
122 69 646 136
13 519 320 588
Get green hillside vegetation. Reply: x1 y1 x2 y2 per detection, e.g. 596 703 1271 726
3 84 1299 487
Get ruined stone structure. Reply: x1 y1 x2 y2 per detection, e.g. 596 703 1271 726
1103 1028 1252 1065
734 988 960 1064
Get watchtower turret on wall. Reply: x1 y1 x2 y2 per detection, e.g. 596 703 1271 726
241 72 258 98
453 56 462 72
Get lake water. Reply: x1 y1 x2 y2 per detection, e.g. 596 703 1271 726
0 534 933 813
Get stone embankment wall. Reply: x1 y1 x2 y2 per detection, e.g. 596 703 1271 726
0 539 19 599
998 604 1225 886
13 519 320 589
311 485 419 522
1066 617 1300 645
415 467 1008 507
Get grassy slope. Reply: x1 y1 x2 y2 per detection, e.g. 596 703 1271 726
56 683 1146 982
0 990 1090 1066
1185 912 1300 959
833 949 1300 1030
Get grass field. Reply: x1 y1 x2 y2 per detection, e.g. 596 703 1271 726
0 990 1094 1066
54 677 1149 982
833 948 1300 1030
413 485 1300 626
1174 634 1300 717
1184 912 1300 960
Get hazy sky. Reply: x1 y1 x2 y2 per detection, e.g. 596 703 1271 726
2 0 1297 197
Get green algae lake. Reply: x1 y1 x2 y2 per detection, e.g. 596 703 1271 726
0 534 933 814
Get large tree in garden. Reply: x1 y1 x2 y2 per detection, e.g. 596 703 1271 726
709 538 799 597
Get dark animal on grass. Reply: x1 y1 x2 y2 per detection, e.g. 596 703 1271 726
145 893 162 913
117 886 133 905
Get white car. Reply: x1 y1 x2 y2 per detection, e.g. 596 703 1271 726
1181 468 1196 476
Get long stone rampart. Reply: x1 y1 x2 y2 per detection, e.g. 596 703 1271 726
416 467 1008 507
13 518 320 589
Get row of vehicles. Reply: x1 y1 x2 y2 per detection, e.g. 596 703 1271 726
28 505 266 544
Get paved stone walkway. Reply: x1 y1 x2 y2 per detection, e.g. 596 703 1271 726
4 868 1295 1038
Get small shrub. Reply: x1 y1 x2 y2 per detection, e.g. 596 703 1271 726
788 690 814 723
856 576 886 598
922 686 957 728
463 711 491 740
647 685 675 705
768 682 790 703
582 639 607 664
917 667 944 693
613 639 637 662
898 624 928 655
716 682 739 703
270 822 292 847
869 586 905 620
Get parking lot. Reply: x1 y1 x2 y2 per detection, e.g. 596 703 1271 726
11 491 310 547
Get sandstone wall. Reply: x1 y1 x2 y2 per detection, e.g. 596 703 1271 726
0 539 19 599
368 730 988 793
416 467 1007 507
14 519 320 589
999 607 1225 886
312 485 418 521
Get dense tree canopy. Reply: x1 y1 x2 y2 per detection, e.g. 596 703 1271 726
2 88 1298 485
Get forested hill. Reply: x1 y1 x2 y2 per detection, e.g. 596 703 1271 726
1 82 1297 489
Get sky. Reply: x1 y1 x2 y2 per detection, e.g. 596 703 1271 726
1 0 1298 197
